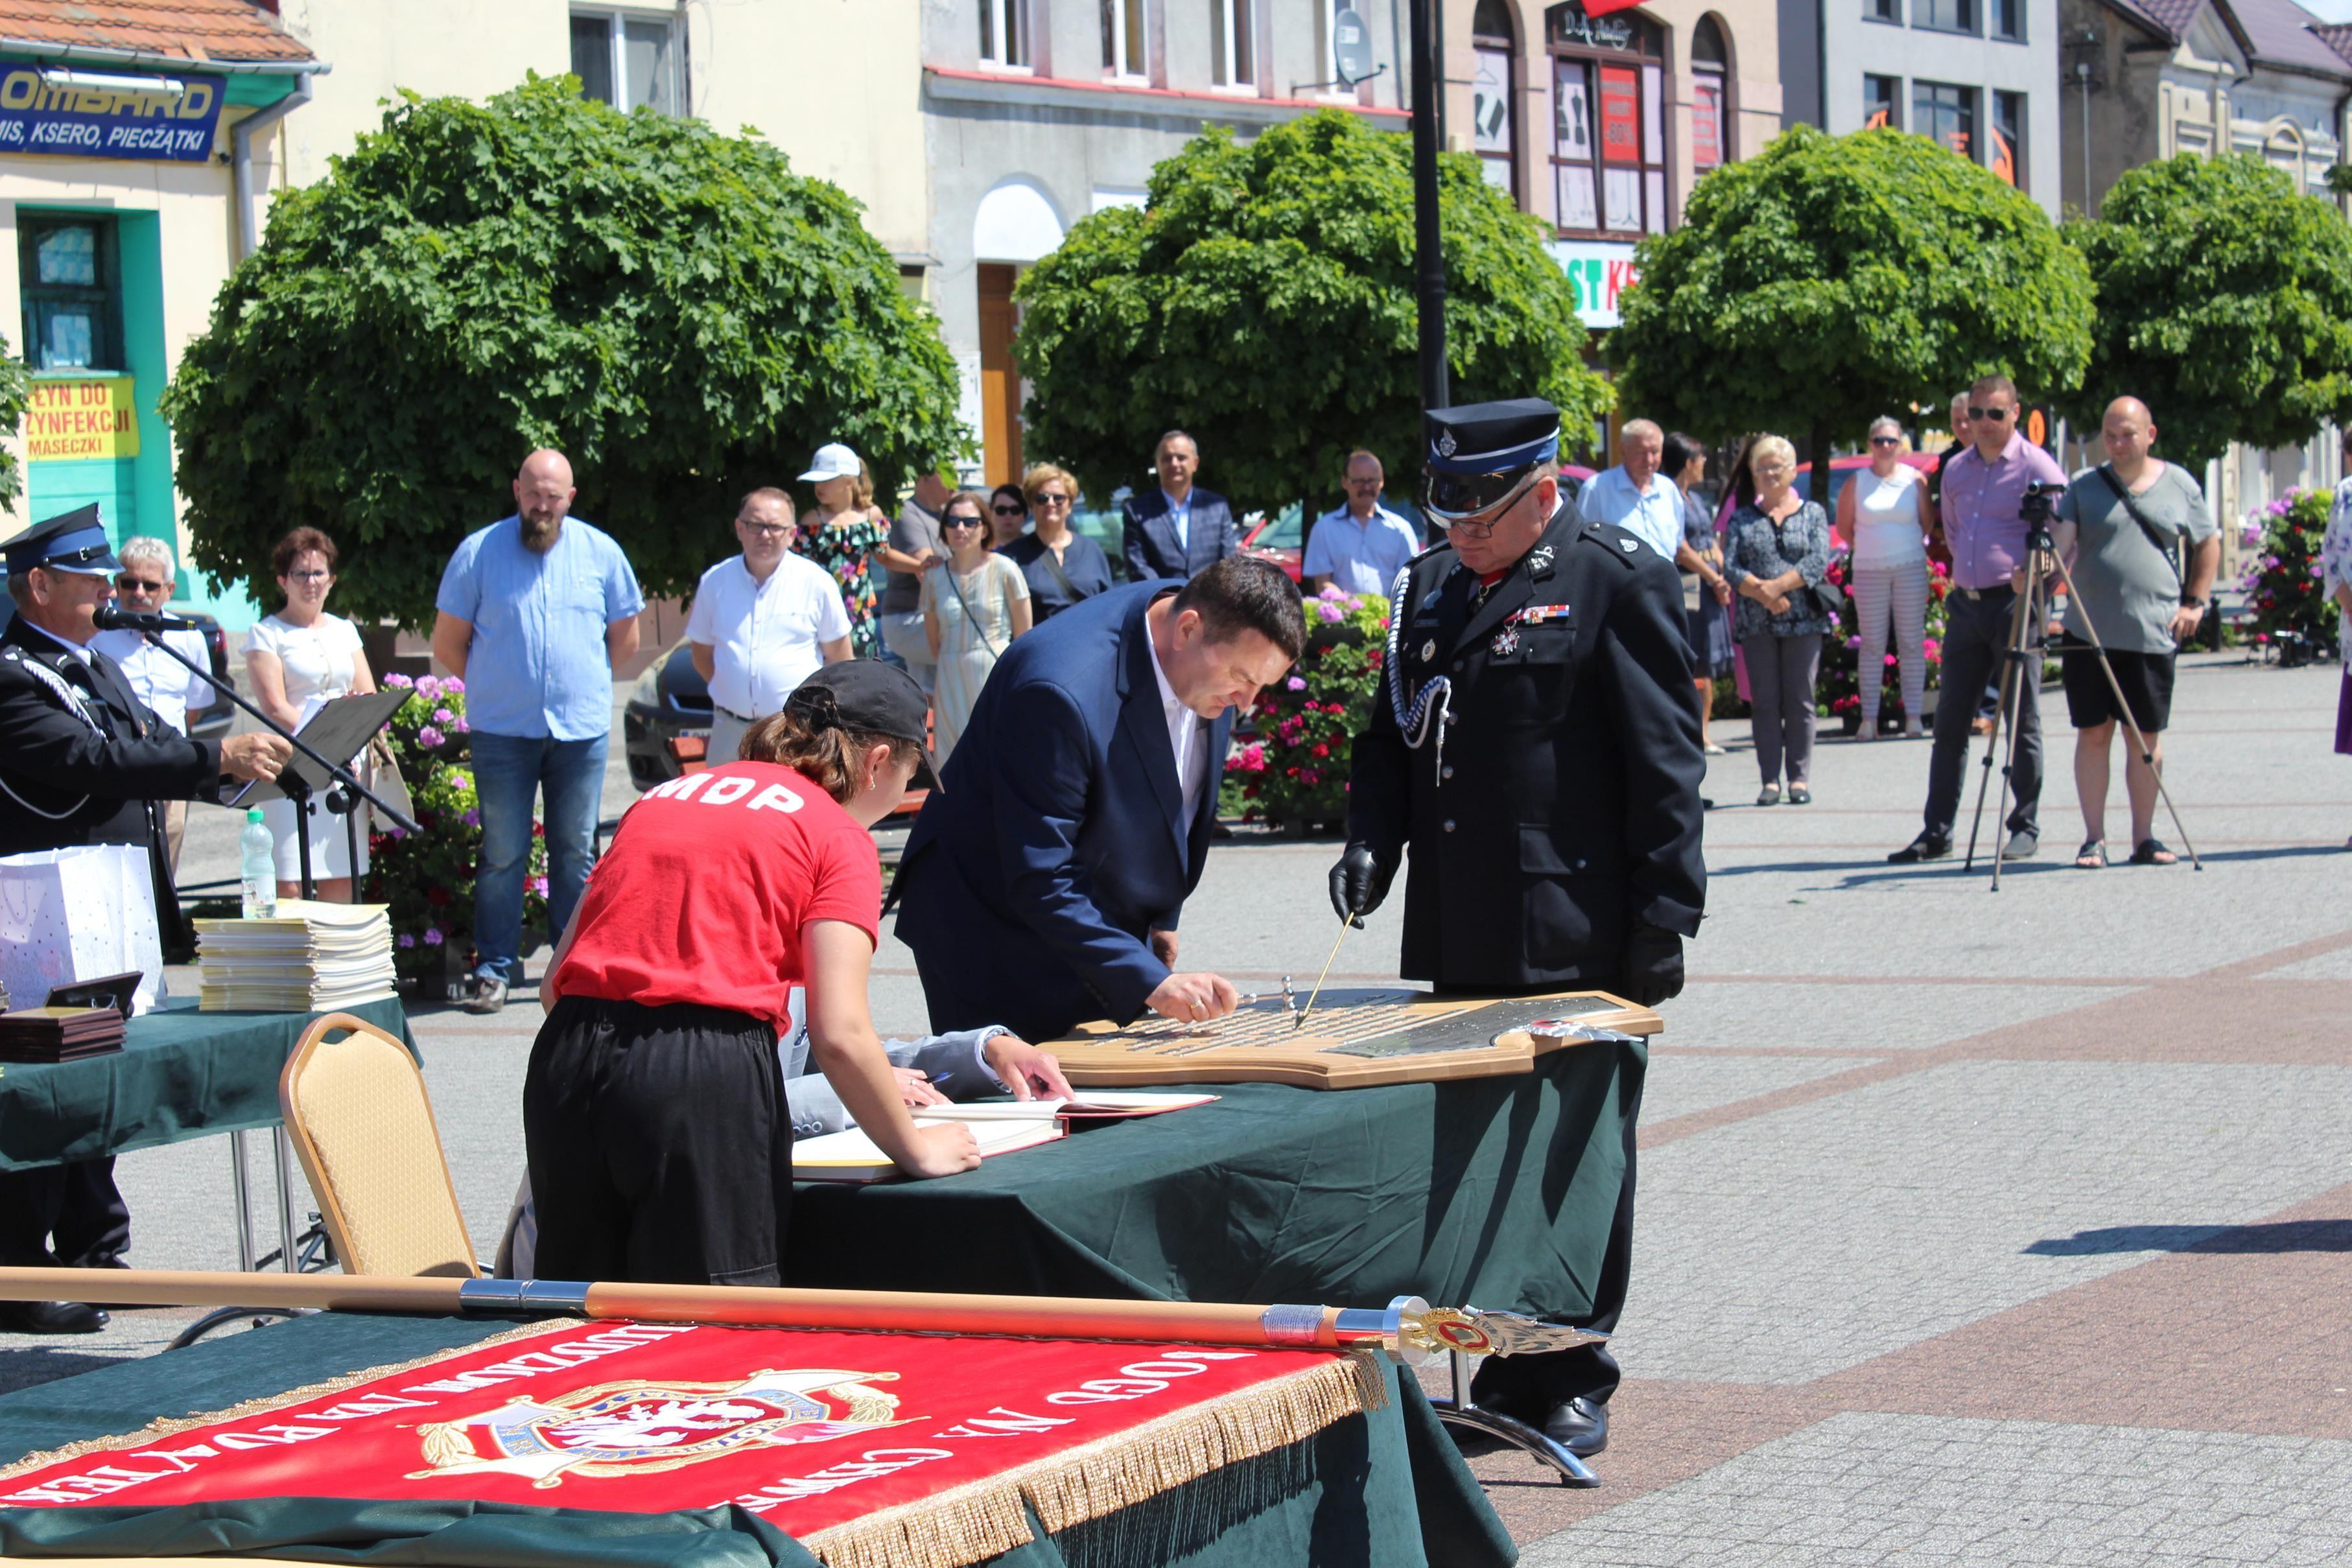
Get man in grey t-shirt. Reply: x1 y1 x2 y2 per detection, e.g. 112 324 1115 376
878 471 951 691
2051 396 2219 867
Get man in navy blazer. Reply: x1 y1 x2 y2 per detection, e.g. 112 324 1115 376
895 556 1306 1044
1121 430 1240 581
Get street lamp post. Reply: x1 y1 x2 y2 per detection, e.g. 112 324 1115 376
1407 0 1448 413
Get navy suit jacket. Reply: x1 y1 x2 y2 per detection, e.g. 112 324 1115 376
895 581 1233 1042
1121 487 1238 581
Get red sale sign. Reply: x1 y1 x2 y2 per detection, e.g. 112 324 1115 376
0 1322 1378 1568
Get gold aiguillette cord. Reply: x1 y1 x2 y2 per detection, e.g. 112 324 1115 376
1293 916 1351 1031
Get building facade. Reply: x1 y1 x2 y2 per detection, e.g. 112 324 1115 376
1780 0 2060 214
0 1 323 620
2058 0 2352 527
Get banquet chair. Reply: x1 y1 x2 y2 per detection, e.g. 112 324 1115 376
278 1011 480 1278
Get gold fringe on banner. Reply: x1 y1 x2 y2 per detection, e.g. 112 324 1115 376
801 1351 1387 1568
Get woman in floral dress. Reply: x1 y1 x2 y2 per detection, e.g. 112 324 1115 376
797 443 934 661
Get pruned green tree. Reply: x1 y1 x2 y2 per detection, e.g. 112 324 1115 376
162 74 965 627
1013 109 1612 515
1608 124 2092 498
2061 152 2352 473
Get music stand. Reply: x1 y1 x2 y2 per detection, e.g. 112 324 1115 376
233 690 413 900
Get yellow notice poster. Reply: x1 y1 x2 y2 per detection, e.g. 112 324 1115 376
27 377 138 462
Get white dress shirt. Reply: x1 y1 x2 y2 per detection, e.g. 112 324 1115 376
1579 465 1686 560
685 552 852 719
1147 626 1207 826
91 627 215 733
1304 502 1422 596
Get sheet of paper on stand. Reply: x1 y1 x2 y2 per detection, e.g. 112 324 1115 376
0 1005 124 1062
918 1090 1223 1123
193 899 399 1012
794 1115 1067 1182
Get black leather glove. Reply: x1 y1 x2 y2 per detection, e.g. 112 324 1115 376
1617 924 1685 1006
1328 843 1395 926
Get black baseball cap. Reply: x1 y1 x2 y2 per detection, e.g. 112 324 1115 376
786 660 943 791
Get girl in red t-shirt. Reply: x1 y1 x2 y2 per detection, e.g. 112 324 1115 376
523 664 979 1285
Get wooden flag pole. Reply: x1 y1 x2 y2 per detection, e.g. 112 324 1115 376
0 1267 1603 1359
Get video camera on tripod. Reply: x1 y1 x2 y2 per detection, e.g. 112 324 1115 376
2018 480 2068 544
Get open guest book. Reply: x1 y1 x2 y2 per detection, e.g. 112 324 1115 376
791 1092 1219 1181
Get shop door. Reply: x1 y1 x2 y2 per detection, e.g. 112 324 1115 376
978 264 1024 487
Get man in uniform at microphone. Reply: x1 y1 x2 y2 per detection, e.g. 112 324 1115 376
0 506 292 1335
1330 399 1705 1460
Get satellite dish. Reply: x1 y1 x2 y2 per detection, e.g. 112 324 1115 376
1333 7 1376 84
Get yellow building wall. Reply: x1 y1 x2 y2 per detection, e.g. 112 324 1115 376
270 0 926 253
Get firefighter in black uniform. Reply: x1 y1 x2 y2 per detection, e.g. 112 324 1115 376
1330 399 1705 1460
0 506 291 1335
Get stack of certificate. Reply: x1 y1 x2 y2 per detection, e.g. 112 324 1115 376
0 1005 125 1062
194 900 399 1013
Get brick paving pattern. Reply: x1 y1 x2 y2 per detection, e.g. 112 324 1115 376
5 652 2347 1567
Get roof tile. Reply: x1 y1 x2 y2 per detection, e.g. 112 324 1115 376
0 1 312 65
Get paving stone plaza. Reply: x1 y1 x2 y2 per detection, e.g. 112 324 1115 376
7 650 2347 1565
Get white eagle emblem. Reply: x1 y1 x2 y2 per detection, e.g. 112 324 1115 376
1437 430 1457 458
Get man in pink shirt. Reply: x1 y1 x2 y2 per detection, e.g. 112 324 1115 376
1889 373 2066 865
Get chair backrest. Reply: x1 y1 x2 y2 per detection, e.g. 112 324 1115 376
279 1011 478 1278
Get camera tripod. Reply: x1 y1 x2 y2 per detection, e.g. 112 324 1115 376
1962 522 2202 889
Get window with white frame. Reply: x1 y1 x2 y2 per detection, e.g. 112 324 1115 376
1212 0 1254 86
1101 0 1148 79
570 9 685 115
980 0 1029 67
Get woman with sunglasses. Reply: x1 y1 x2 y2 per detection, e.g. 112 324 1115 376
245 526 375 900
923 489 1032 760
1834 416 1933 740
1724 436 1834 805
987 484 1029 550
1000 463 1114 621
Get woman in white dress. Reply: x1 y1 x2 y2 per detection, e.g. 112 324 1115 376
245 527 375 900
923 489 1031 762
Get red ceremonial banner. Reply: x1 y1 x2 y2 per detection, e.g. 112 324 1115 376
0 1322 1378 1568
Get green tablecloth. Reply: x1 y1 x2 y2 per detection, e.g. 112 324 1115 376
0 1311 1514 1568
788 1037 1644 1318
0 996 412 1171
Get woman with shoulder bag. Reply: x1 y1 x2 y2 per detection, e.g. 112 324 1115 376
923 489 1032 761
1724 436 1837 805
1835 417 1934 741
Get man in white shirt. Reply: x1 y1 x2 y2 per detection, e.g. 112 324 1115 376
1578 419 1684 560
89 535 215 871
1304 450 1422 597
686 488 853 762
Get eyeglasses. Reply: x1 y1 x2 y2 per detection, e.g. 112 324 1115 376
286 570 331 583
740 522 794 537
1968 406 2014 421
1033 493 1071 509
943 516 986 530
1869 436 1901 447
115 576 169 594
991 504 1026 515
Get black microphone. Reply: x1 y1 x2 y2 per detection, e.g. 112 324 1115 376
93 605 204 633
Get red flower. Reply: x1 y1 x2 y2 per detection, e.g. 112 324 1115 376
1311 743 1330 758
426 885 450 907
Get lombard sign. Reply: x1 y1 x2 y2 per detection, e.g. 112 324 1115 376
1547 240 1640 329
0 65 226 163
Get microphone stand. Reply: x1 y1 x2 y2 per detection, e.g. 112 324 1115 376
109 620 422 899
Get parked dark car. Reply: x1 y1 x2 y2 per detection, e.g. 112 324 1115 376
622 641 711 790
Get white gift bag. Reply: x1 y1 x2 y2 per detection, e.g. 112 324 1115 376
0 844 166 1015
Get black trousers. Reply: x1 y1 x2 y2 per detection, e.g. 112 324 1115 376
523 995 792 1286
0 1160 131 1269
1431 982 1641 1416
1925 587 2041 839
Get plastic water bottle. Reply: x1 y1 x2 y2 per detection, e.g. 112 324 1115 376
241 808 277 919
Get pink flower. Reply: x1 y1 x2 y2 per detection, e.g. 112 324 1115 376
384 672 415 689
453 718 471 734
417 675 444 701
422 928 443 946
528 876 548 896
417 725 446 748
432 707 454 724
1287 675 1307 691
449 772 473 793
442 677 465 695
1316 602 1345 623
397 933 415 949
1845 635 1862 650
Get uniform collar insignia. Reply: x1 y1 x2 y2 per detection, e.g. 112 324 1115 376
1619 538 1638 553
1527 544 1555 574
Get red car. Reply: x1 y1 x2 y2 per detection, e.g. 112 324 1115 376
1241 465 1598 586
1791 451 1938 511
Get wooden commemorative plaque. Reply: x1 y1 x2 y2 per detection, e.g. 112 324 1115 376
1043 987 1660 1090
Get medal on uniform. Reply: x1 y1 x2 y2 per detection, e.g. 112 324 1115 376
1420 639 1436 663
1491 626 1519 657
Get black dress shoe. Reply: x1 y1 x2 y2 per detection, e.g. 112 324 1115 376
1538 1396 1609 1457
0 1300 108 1335
1887 832 1953 864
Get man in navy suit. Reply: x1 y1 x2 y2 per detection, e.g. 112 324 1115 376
1121 430 1240 581
895 556 1306 1044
